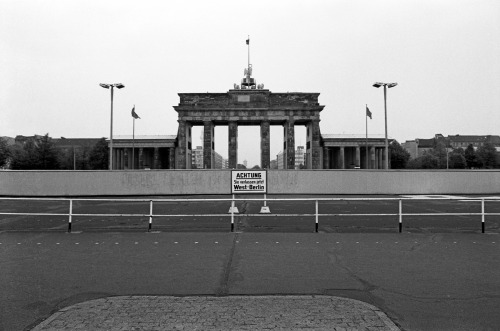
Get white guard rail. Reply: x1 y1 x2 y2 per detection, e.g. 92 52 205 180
0 197 499 233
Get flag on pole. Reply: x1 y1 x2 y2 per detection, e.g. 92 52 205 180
246 38 249 45
366 105 372 119
131 105 140 119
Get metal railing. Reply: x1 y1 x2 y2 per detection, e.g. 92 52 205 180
0 196 499 233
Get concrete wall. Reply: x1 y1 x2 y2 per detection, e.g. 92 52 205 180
267 170 500 195
0 170 229 196
1 170 500 196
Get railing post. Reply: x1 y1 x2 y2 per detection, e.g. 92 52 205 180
481 198 485 233
259 193 271 213
68 199 73 233
148 200 153 232
399 199 403 233
315 200 319 233
231 195 235 232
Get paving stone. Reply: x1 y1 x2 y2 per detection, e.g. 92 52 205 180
32 295 400 331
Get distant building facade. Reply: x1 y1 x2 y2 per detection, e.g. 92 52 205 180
402 134 500 159
295 146 305 169
192 146 204 169
192 146 227 169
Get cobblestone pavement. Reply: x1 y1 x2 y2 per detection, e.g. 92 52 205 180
32 295 400 331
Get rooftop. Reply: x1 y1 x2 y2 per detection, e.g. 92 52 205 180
113 135 177 140
322 134 389 139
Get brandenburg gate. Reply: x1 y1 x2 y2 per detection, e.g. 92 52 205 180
108 56 391 170
174 65 325 169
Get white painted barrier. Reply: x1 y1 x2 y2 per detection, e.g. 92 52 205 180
1 169 500 196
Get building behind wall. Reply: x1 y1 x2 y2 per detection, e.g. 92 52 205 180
402 134 500 159
275 145 317 169
192 146 227 169
108 135 177 170
295 146 305 169
192 146 204 169
321 134 391 169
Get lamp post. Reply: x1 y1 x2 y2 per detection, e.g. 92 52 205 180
100 83 125 170
372 82 397 169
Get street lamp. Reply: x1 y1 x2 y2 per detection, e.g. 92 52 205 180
100 83 125 170
372 81 397 169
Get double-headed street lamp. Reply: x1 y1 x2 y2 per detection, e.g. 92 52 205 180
372 82 397 169
100 83 125 170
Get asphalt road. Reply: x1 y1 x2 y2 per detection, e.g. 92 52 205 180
1 195 499 330
1 232 499 331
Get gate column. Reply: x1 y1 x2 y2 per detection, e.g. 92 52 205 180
311 120 322 169
153 147 159 169
228 121 238 169
355 146 361 168
176 120 187 169
339 147 345 169
283 120 295 169
370 146 376 169
169 147 175 169
323 147 330 169
260 121 270 169
203 121 214 169
139 148 144 169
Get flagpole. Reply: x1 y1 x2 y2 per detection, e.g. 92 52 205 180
247 35 250 69
132 117 135 170
366 104 369 169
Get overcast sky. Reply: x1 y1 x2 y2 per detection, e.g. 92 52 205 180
2 0 499 167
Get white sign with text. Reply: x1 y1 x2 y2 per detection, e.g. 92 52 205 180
231 170 267 194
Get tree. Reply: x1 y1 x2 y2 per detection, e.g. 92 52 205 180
58 148 74 170
36 134 60 169
251 165 261 169
10 139 36 169
448 148 466 169
389 140 410 169
464 144 478 169
433 141 448 169
88 138 109 170
420 153 439 169
476 143 497 169
10 134 60 170
236 164 247 169
58 146 92 170
406 157 422 169
0 137 10 168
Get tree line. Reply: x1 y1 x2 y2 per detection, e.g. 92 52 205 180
1 134 498 170
390 140 498 169
0 134 109 170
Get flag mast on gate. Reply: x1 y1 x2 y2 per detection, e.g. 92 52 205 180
242 36 256 89
235 36 264 90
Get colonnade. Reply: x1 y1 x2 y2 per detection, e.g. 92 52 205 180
112 147 175 170
176 119 322 169
322 146 387 169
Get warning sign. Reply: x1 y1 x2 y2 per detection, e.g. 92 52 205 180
231 170 267 194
